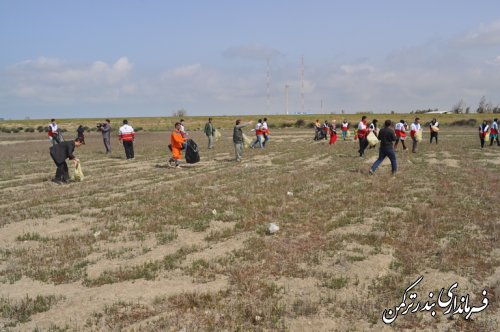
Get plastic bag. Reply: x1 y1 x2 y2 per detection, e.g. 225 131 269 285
367 131 379 147
214 129 222 141
415 130 423 142
73 162 84 181
242 134 252 149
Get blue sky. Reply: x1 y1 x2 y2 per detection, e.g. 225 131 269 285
2 0 500 119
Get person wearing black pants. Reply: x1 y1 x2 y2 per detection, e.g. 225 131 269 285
369 120 397 175
429 118 439 144
49 138 83 184
118 119 136 160
123 140 134 159
357 116 369 157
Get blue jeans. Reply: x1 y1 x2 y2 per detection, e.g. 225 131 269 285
263 134 269 147
370 145 397 174
251 135 263 148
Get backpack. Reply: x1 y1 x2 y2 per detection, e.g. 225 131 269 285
185 139 200 164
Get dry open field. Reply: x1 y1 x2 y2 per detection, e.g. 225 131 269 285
1 120 499 331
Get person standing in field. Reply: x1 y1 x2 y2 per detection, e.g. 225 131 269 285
48 119 60 145
233 119 253 162
204 117 215 149
170 122 188 168
76 125 85 144
49 137 83 184
429 118 439 144
262 117 270 147
341 119 349 140
329 120 338 145
369 120 397 175
490 118 499 146
118 119 135 160
99 119 112 154
322 120 329 141
357 116 370 157
410 117 421 153
251 119 264 149
479 120 490 149
314 119 322 140
394 120 408 151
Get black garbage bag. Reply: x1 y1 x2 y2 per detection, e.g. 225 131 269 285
185 139 200 164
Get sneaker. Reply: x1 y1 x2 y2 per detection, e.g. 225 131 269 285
368 169 374 175
51 179 62 185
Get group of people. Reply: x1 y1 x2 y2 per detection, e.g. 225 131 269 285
48 118 136 183
47 114 499 182
479 118 500 148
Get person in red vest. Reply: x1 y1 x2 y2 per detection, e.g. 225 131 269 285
329 120 338 145
170 122 188 168
357 116 370 157
394 120 408 151
118 119 135 160
341 119 349 140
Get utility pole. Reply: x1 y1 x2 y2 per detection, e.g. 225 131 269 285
285 84 289 115
300 56 304 114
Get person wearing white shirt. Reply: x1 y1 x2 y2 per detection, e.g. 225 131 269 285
262 117 270 147
410 117 421 153
251 119 264 149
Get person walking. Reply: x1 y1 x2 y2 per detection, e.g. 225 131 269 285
329 120 338 145
490 118 499 146
429 118 439 144
204 117 215 149
99 119 112 154
394 120 408 151
479 120 490 149
369 120 397 175
49 137 83 184
262 118 270 147
410 117 422 153
341 119 349 140
251 119 263 149
77 125 85 144
118 119 135 160
170 122 188 168
357 116 370 157
233 119 252 162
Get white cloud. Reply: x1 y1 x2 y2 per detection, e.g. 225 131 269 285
454 20 500 46
4 57 134 102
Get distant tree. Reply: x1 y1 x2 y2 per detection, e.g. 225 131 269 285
391 110 395 114
173 109 187 117
477 96 487 113
465 107 470 114
451 99 465 114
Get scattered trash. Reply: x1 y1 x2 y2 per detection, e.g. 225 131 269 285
287 191 293 197
255 315 262 322
212 209 217 216
268 223 279 234
93 231 101 239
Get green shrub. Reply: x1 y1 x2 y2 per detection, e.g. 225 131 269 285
295 119 306 127
24 127 35 133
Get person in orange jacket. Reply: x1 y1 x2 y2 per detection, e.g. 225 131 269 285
170 122 187 168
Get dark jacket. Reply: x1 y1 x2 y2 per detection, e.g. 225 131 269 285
50 141 76 164
233 123 249 143
378 127 396 147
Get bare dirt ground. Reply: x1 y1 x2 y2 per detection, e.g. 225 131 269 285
0 126 499 331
